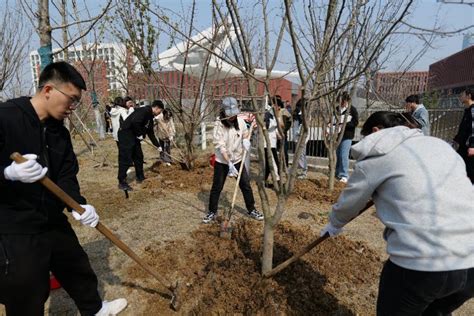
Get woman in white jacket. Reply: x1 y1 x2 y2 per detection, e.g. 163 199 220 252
202 97 264 223
109 97 129 144
321 111 474 315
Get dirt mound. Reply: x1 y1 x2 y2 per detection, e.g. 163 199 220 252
142 158 213 193
291 178 346 203
126 220 382 315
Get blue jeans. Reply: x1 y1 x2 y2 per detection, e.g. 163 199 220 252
336 138 352 178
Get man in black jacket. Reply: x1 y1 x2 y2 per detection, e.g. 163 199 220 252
453 88 474 183
117 100 163 190
0 62 127 315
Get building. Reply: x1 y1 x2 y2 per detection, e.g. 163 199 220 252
462 33 474 50
374 71 429 106
30 43 133 96
428 45 474 107
128 70 300 114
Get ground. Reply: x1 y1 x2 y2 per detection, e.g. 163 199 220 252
1 135 473 315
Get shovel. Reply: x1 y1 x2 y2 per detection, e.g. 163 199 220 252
143 139 190 171
10 152 183 311
263 200 374 278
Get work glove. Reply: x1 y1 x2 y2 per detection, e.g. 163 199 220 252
243 139 251 151
228 161 238 177
320 222 343 237
137 136 144 141
72 204 99 228
157 146 163 153
4 154 48 183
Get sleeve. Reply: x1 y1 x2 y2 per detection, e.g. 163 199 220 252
213 121 228 156
329 164 374 228
469 107 474 148
170 119 176 138
0 124 7 185
131 110 147 137
57 130 87 208
347 106 359 128
146 118 161 148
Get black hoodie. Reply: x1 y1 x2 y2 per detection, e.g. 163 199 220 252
0 97 86 233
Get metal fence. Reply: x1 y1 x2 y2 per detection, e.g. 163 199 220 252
286 108 465 158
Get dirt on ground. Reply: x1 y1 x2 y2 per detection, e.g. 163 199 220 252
128 220 382 315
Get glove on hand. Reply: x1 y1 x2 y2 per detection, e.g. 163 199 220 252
320 222 343 237
228 161 238 177
243 139 251 151
72 204 99 228
157 147 163 152
137 136 144 141
4 154 48 183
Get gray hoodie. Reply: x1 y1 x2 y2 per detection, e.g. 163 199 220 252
330 126 474 271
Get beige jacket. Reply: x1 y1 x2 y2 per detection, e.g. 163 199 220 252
154 113 176 140
213 117 249 164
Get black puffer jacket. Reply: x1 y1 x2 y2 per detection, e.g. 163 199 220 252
0 97 85 233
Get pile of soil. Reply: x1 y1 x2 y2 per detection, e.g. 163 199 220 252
142 158 213 194
291 178 346 203
127 220 382 315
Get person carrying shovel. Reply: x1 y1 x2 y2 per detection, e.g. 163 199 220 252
202 97 264 223
0 62 127 315
321 111 474 315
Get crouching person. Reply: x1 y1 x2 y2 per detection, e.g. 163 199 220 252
321 111 474 315
0 62 127 315
203 97 263 223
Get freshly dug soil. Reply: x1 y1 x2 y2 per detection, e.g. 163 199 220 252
127 220 383 315
291 178 346 204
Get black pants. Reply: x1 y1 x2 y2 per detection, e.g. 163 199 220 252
0 225 102 316
458 147 474 184
159 139 172 163
265 147 280 182
377 260 474 316
118 129 144 182
208 161 255 213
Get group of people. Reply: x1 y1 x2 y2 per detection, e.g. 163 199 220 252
104 96 176 191
1 60 473 316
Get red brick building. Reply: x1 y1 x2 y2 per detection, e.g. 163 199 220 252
374 71 429 105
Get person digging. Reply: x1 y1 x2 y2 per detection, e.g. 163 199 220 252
202 97 264 223
117 99 164 191
0 62 127 315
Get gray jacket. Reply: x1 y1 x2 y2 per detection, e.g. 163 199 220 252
329 126 474 271
413 104 430 136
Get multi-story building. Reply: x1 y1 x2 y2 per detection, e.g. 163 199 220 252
428 45 474 107
30 43 131 96
374 71 429 106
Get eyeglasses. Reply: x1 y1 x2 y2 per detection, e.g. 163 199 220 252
52 86 81 107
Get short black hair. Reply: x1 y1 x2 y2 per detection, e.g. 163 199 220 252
38 61 86 90
361 111 420 136
151 99 164 109
337 91 351 103
405 94 420 104
462 88 474 101
124 96 134 103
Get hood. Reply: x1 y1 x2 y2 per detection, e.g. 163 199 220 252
351 126 423 161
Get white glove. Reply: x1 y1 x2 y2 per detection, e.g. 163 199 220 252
4 154 48 183
137 136 144 141
72 204 99 228
169 136 174 142
243 139 251 151
157 146 163 152
320 222 343 237
228 161 238 177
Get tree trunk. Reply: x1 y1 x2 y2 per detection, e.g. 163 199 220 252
261 218 275 275
328 145 336 191
38 0 53 69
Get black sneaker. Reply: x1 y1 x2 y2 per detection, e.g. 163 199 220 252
136 177 146 184
202 211 217 224
118 182 133 191
248 209 264 221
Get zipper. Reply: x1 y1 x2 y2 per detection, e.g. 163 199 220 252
0 237 9 275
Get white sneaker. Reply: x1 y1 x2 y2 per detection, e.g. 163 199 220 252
95 299 128 316
165 162 171 166
339 177 348 183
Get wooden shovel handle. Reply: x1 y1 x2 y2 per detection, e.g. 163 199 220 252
10 152 175 295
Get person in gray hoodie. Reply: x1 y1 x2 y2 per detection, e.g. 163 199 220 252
405 94 430 136
321 111 474 315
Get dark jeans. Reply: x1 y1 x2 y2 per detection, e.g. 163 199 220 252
0 226 102 316
208 161 255 213
458 146 474 184
377 260 474 316
159 139 172 163
118 129 144 182
264 147 279 182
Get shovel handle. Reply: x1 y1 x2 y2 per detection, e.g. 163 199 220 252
10 152 175 295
